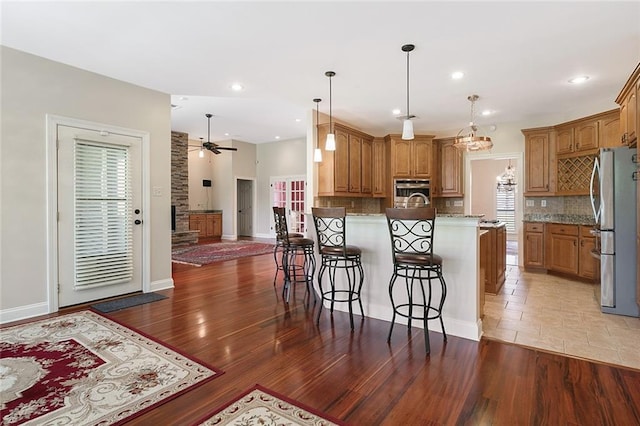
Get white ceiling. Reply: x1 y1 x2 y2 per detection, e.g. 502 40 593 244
2 1 639 144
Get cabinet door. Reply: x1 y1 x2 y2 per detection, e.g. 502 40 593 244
372 139 386 197
316 125 334 195
621 100 629 145
579 236 598 279
496 227 506 286
413 139 432 178
556 127 574 154
348 133 362 193
575 120 599 151
440 140 463 196
525 132 550 193
211 214 222 238
524 232 544 268
600 114 621 148
547 233 579 275
626 87 637 145
334 128 349 192
360 137 372 194
392 139 412 177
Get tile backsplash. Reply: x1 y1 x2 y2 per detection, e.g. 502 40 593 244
524 195 592 216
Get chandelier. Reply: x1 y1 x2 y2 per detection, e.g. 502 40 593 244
497 160 517 191
453 94 493 151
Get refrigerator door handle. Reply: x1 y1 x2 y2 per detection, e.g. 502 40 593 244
590 156 601 224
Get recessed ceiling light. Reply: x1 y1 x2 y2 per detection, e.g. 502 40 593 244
392 108 401 116
275 136 280 140
224 132 230 136
451 71 464 80
179 96 189 101
295 118 302 122
481 110 492 116
231 83 244 91
568 75 589 84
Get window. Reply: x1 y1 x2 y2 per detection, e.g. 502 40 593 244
496 187 516 233
270 175 306 234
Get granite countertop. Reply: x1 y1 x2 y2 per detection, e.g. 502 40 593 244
479 220 506 228
523 213 595 226
189 209 222 214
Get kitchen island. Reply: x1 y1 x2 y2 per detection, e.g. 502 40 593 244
306 213 484 342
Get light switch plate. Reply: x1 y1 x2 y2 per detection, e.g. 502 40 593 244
541 199 547 207
152 186 162 197
453 200 463 207
526 200 534 207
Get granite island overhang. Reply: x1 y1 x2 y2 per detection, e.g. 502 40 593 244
305 212 485 342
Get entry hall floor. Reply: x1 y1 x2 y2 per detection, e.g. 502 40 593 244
483 266 640 370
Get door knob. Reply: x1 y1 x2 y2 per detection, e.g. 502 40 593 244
134 209 141 214
134 219 142 225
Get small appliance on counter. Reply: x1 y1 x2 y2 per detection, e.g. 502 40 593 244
394 179 431 208
590 146 639 317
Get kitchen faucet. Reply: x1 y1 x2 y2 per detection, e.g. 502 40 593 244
404 192 429 208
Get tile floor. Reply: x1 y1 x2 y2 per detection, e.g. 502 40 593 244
483 242 640 370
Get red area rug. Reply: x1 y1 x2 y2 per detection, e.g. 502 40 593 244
0 311 222 425
172 241 275 267
194 384 347 426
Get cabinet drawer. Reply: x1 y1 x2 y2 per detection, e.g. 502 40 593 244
547 223 579 236
525 222 544 233
579 225 596 238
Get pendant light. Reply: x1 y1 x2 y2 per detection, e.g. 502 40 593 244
401 44 415 140
198 137 205 158
497 159 517 191
453 95 493 151
313 98 323 162
325 71 336 151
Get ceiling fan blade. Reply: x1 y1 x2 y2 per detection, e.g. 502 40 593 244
215 147 238 151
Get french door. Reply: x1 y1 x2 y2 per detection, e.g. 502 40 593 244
270 175 307 235
57 125 143 307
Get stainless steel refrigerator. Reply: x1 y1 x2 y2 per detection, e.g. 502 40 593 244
590 146 639 317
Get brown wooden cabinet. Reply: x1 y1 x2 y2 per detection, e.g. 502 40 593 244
556 120 599 155
616 62 639 147
372 138 386 197
523 128 554 195
317 123 374 196
434 137 464 197
599 111 621 148
524 222 545 269
480 224 506 294
556 126 574 155
386 134 435 179
578 225 598 280
189 212 222 240
545 223 579 275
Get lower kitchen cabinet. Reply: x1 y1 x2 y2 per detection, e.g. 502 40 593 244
189 212 222 240
524 222 545 269
546 223 579 275
480 224 506 294
578 226 598 279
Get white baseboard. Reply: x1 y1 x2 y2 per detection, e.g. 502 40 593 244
150 278 174 292
0 302 50 325
254 232 272 239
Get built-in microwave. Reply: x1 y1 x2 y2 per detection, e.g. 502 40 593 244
394 179 430 208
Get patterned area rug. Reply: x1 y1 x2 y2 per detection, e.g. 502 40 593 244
172 241 275 267
195 385 347 426
0 311 222 425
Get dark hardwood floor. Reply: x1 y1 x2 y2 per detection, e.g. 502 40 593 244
36 253 640 424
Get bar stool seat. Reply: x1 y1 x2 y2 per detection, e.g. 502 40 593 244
272 207 315 303
385 207 447 354
311 207 364 330
273 231 303 285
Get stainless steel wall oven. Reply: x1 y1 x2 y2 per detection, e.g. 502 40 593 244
394 179 431 208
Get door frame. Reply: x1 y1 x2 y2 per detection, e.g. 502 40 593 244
46 115 151 313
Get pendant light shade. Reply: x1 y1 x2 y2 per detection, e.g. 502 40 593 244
198 137 205 158
313 98 323 162
453 95 493 151
401 44 416 140
325 71 336 151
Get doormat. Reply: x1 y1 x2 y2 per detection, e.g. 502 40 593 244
0 310 222 426
172 241 275 267
90 292 168 313
194 384 347 426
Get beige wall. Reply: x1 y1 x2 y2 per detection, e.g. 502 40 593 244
470 158 511 221
0 46 172 322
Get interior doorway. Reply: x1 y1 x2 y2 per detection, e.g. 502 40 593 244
237 179 254 237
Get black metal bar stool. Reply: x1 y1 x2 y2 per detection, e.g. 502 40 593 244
272 210 303 286
385 207 447 354
272 207 315 303
311 207 364 330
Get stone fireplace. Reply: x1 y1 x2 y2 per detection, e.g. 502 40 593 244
171 131 199 246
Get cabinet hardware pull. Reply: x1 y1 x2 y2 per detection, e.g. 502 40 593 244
573 240 576 246
576 143 580 149
632 154 638 164
633 171 638 182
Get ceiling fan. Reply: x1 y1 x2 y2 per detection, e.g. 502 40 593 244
195 113 238 155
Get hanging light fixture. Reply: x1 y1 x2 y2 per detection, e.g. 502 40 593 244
497 159 517 191
313 98 323 162
325 71 336 151
198 137 205 158
453 94 493 151
401 44 415 140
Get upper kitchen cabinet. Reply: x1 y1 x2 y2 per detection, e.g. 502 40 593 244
556 118 600 155
616 62 639 148
386 134 436 179
522 127 555 196
371 138 386 197
433 137 464 197
317 123 375 197
599 109 621 148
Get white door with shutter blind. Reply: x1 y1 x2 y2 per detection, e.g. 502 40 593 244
57 125 143 307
